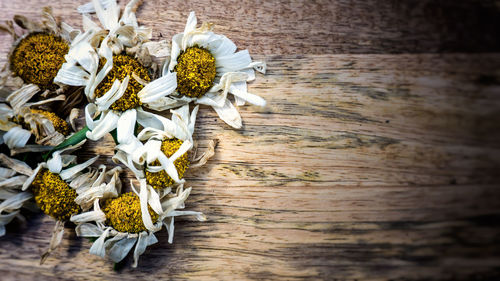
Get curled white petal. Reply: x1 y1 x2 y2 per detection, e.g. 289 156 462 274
86 111 120 141
47 152 63 174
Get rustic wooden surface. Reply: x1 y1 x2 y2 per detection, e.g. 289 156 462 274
1 0 500 280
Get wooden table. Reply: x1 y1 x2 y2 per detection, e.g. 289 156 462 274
1 0 500 280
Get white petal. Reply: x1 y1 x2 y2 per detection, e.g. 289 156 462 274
139 180 161 232
211 35 237 57
165 33 184 74
216 50 252 72
170 139 192 163
22 164 43 191
212 99 242 129
139 72 177 104
0 153 33 176
60 22 81 42
85 103 99 130
147 185 163 215
195 91 226 108
198 72 248 108
60 155 99 181
71 209 106 224
3 127 31 149
0 192 32 213
117 109 136 144
187 33 222 53
82 14 101 32
0 104 13 117
47 152 63 174
249 60 267 74
142 40 170 58
54 63 89 86
25 95 65 108
144 139 163 164
107 235 137 263
75 223 104 237
165 217 175 243
89 227 111 257
132 232 157 268
71 201 106 223
188 105 199 136
0 212 18 225
6 84 39 111
235 96 245 106
89 41 114 98
94 77 126 111
112 150 144 178
143 95 192 111
229 82 266 107
156 153 181 183
183 12 197 37
67 41 99 74
136 107 176 132
92 0 119 30
120 0 141 27
86 111 120 141
0 167 16 179
167 210 206 221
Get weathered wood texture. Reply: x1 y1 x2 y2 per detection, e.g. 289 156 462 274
1 0 500 54
1 0 500 280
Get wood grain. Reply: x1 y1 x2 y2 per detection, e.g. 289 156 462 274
1 0 500 55
1 0 500 280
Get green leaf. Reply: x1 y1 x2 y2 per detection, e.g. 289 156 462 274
110 129 118 145
42 126 89 160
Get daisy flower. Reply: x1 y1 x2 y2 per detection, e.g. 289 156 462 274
0 86 77 152
71 181 205 267
161 11 267 129
113 104 216 232
0 154 36 236
54 0 177 144
0 6 80 95
22 141 102 263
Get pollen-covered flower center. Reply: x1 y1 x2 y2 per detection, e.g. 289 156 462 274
30 109 70 136
94 55 151 112
10 32 69 90
145 138 189 189
31 169 81 221
102 192 158 233
175 46 216 98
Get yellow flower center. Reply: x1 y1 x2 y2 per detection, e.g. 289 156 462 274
94 55 151 112
31 169 81 221
102 192 158 233
175 46 216 98
31 109 70 136
10 32 69 90
145 138 189 189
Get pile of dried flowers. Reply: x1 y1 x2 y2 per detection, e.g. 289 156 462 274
0 0 265 268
